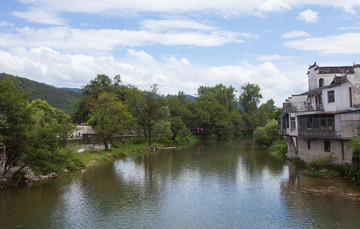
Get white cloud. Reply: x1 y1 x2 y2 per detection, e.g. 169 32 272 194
282 31 311 39
257 54 297 61
0 21 13 27
13 9 66 25
13 1 360 24
0 26 251 54
140 19 216 32
296 9 319 23
0 47 304 105
284 32 360 54
257 0 292 13
338 23 360 31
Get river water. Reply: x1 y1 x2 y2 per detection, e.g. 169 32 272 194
1 140 360 228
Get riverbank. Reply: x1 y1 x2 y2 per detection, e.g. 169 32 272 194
0 143 150 189
1 135 201 189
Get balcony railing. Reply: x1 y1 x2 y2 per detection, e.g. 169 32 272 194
298 129 336 138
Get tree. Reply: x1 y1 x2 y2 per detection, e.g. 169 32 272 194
72 74 128 124
257 99 282 126
198 84 237 112
239 83 262 114
24 100 74 175
127 84 167 146
0 77 33 177
238 83 263 134
1 77 75 178
170 116 189 140
196 95 233 139
88 92 133 150
253 119 279 148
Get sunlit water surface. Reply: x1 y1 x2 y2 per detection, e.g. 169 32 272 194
1 140 360 228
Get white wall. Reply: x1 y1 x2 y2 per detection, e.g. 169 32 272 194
322 82 352 111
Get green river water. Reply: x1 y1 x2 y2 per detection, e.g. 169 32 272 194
1 140 360 228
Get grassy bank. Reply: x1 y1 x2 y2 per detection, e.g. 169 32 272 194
1 135 201 189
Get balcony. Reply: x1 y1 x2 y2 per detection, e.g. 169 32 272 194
298 129 336 138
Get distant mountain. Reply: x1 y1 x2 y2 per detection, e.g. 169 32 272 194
0 73 82 114
60 87 83 93
185 94 196 102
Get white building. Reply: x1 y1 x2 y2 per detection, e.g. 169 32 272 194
279 63 360 164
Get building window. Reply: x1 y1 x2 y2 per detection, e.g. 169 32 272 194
307 140 310 150
324 141 331 152
349 87 353 107
299 114 334 130
328 90 335 103
319 78 324 87
290 117 296 129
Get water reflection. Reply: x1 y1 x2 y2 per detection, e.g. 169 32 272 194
280 162 360 228
1 140 360 228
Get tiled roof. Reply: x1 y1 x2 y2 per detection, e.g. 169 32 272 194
301 75 348 95
315 66 354 74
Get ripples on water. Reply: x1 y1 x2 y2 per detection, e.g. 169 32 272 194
1 141 360 228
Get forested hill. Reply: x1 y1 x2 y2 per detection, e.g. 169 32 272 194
0 73 81 114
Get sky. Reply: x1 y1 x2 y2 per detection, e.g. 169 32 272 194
1 1 360 106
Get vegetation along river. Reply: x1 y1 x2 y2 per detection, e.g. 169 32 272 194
1 140 360 228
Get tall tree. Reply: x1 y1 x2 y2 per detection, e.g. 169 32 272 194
0 77 33 177
196 95 233 139
239 83 262 114
128 84 167 146
198 84 237 112
238 83 263 134
72 74 125 124
88 92 133 150
257 99 282 126
1 77 75 178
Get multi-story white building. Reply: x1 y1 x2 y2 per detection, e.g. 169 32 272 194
279 63 360 164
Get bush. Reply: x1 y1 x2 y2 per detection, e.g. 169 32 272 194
307 154 336 170
337 163 360 182
253 119 279 148
292 157 307 169
269 139 287 157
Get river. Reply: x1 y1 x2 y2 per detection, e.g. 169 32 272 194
1 140 360 228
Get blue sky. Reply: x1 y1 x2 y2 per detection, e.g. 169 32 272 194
1 1 360 106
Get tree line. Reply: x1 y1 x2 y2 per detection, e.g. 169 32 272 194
72 74 282 147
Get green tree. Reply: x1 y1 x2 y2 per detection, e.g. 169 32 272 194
198 84 237 112
127 84 167 146
239 83 263 134
196 95 233 139
253 119 279 148
72 74 127 124
0 77 33 177
257 99 282 126
88 92 133 150
1 77 75 178
24 100 74 175
239 83 262 114
170 116 190 140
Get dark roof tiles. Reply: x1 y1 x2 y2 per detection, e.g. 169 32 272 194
315 66 354 74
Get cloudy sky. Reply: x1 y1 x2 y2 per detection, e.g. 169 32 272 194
1 1 360 105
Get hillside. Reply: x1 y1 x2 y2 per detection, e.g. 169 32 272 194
0 73 81 114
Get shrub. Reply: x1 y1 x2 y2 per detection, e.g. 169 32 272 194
292 157 307 169
337 163 360 182
307 154 336 170
269 139 287 157
253 119 280 148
